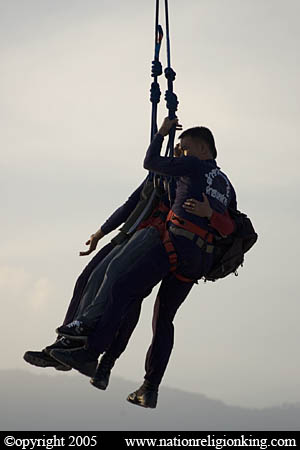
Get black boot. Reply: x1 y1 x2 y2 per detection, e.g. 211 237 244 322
44 336 84 355
50 347 98 377
23 350 71 371
127 380 158 409
23 337 81 371
90 353 116 390
56 320 94 342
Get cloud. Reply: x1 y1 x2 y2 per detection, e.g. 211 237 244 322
27 277 52 311
0 266 31 296
0 266 53 312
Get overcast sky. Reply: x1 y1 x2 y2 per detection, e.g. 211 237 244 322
1 0 300 414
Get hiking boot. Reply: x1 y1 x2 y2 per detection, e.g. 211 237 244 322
90 353 116 390
126 381 158 409
23 350 71 371
50 347 98 377
56 320 93 341
44 336 84 355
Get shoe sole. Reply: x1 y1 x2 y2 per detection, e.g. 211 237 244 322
50 350 97 378
90 378 108 391
23 352 71 371
126 394 157 409
55 364 72 372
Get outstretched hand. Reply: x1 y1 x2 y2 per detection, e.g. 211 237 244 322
158 117 183 137
79 228 104 256
183 194 213 219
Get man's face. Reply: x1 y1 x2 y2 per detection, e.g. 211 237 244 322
179 136 203 158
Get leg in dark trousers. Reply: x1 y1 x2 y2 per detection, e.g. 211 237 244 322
103 300 142 359
91 275 192 392
125 275 193 408
23 241 114 373
87 231 171 355
89 288 151 391
101 274 192 375
51 229 208 390
50 231 170 379
63 243 114 325
144 274 194 386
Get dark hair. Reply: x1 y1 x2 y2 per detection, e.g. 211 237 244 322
179 126 217 159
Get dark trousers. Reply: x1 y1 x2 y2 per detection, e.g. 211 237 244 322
63 243 114 325
144 274 193 385
101 273 193 386
87 230 172 354
63 240 195 387
86 226 213 357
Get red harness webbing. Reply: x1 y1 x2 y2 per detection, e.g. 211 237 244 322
138 202 178 273
139 203 213 283
167 210 214 243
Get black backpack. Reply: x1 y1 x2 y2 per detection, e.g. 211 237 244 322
204 208 258 282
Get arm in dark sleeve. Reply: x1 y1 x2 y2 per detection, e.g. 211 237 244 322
210 209 235 236
101 177 147 235
229 188 237 210
143 134 197 176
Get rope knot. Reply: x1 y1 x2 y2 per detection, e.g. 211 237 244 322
150 82 161 104
165 90 178 113
164 67 176 82
151 60 163 78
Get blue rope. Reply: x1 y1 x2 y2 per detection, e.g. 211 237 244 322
149 2 163 183
150 1 163 143
164 0 178 158
150 59 162 138
163 0 178 204
148 0 179 204
164 0 171 69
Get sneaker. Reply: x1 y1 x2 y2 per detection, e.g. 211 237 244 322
23 350 71 371
56 320 93 341
90 353 116 390
127 381 158 409
50 348 98 377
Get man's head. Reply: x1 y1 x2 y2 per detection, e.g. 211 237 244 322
178 126 217 160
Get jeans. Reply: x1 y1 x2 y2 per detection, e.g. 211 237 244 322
81 227 166 325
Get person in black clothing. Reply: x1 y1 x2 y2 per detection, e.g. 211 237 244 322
50 117 237 407
24 129 234 407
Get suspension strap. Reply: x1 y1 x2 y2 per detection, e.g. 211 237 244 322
150 1 163 142
164 0 178 158
112 1 177 242
150 1 163 188
116 1 164 240
162 0 178 206
152 0 179 204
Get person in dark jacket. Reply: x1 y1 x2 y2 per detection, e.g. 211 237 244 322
24 129 235 407
50 117 237 407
